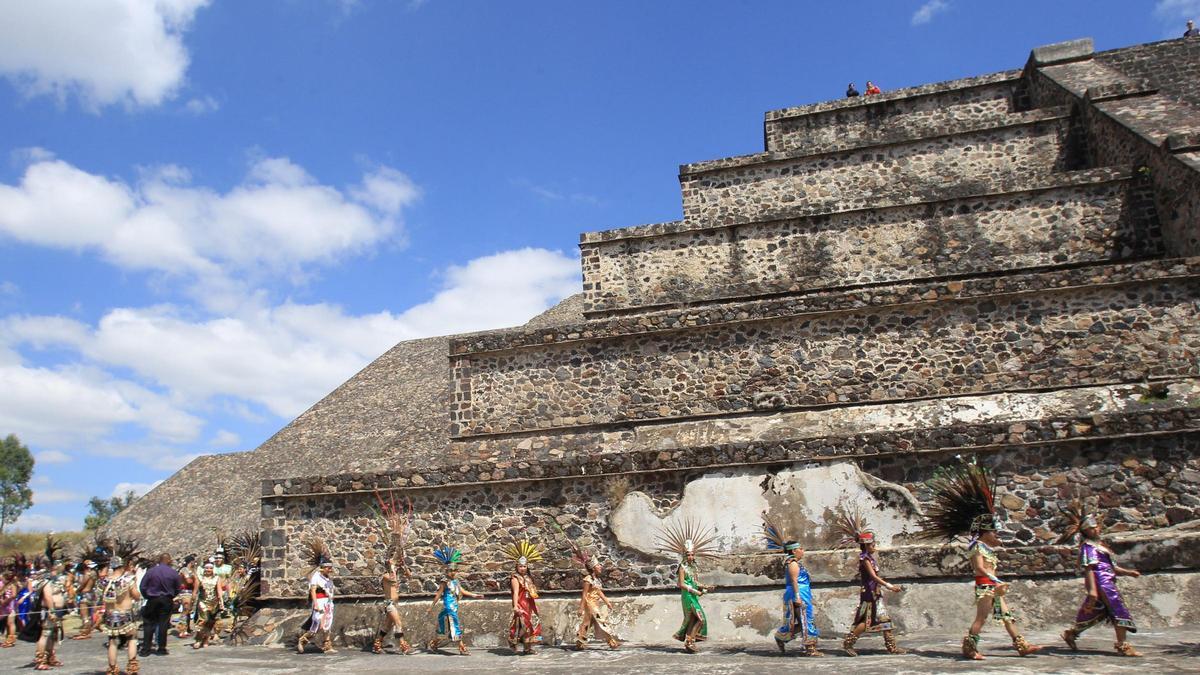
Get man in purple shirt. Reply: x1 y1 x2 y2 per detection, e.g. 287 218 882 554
139 553 182 656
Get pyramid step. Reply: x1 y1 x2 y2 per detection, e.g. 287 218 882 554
581 168 1160 316
765 71 1019 155
450 260 1200 437
681 108 1072 228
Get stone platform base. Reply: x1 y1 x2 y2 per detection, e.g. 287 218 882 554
241 570 1200 648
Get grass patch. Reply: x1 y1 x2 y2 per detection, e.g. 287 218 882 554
0 530 88 557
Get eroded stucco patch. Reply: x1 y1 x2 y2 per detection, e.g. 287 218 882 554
610 461 922 556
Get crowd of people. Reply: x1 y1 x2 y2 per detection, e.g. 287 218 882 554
0 534 260 673
0 459 1154 669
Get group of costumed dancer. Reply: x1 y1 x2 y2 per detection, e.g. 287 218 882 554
0 458 1149 668
288 458 1147 660
0 533 261 673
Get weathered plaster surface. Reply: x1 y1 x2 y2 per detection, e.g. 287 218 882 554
610 463 919 557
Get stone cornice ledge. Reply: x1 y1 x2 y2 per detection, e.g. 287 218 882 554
262 404 1200 499
451 257 1200 357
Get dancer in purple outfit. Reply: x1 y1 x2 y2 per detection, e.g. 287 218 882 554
1059 504 1142 657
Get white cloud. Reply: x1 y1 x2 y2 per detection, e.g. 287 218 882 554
0 359 201 447
0 0 211 110
34 450 72 464
512 178 602 206
396 247 581 337
91 442 200 472
1155 0 1200 32
183 95 219 115
911 0 950 25
210 429 240 447
2 248 579 420
0 281 17 298
10 512 78 532
111 481 161 498
0 155 419 289
33 488 84 504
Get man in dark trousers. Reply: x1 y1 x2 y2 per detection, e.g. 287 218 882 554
139 553 182 656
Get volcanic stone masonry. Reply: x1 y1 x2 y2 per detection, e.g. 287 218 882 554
110 36 1200 646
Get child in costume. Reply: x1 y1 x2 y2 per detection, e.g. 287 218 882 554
576 558 619 650
656 519 718 654
551 519 619 651
916 458 1042 660
296 538 337 654
1058 503 1142 657
830 506 906 656
762 513 822 656
427 546 483 655
505 539 543 655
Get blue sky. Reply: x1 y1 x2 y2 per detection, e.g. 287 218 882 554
0 0 1193 531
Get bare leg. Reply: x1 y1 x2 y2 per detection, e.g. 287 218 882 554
127 635 140 673
963 599 991 660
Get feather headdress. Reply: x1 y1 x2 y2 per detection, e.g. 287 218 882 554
74 534 109 569
112 536 143 566
370 491 413 573
432 545 462 568
915 457 998 542
761 512 802 553
656 518 719 561
303 537 333 569
503 539 544 566
7 552 28 580
226 530 263 566
214 531 229 560
547 518 593 570
830 504 875 549
1055 498 1099 545
43 533 65 564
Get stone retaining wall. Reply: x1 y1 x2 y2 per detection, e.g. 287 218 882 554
580 169 1158 315
680 111 1072 227
764 75 1017 155
451 271 1200 437
260 423 1200 599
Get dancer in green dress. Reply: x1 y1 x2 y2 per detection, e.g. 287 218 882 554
656 519 718 653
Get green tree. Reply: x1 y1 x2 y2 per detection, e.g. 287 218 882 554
0 434 34 534
83 490 138 531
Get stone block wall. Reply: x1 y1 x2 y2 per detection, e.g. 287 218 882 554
763 73 1018 155
450 268 1199 437
580 168 1159 315
259 426 1200 600
1025 39 1200 258
680 110 1072 227
1096 37 1200 108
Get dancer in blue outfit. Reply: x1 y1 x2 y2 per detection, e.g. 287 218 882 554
762 513 822 656
427 546 483 655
